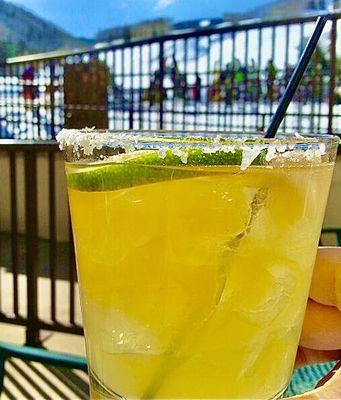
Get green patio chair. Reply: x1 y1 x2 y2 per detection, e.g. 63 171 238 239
0 341 87 393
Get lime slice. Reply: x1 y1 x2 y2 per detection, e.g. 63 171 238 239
67 163 203 191
66 149 265 191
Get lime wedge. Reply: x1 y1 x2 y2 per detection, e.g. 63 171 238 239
67 163 204 191
66 149 265 191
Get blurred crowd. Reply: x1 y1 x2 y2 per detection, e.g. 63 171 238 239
141 56 334 105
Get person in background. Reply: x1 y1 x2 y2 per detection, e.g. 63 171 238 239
192 73 201 102
266 59 278 102
22 64 36 106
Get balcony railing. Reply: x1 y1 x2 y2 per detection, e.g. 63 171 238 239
0 142 82 346
0 12 340 140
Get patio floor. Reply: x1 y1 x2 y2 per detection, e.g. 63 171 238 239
2 359 88 400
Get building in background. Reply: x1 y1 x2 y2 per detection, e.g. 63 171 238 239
225 0 336 22
254 0 333 19
96 0 340 46
172 18 224 31
130 19 171 39
96 18 171 42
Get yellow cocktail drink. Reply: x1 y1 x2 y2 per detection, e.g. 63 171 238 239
58 130 338 400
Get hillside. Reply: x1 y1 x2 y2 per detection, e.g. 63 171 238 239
0 0 90 57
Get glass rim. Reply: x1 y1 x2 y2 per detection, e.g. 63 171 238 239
57 128 340 149
57 129 339 169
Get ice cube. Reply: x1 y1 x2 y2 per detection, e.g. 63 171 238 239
91 304 165 355
226 257 297 325
166 177 255 267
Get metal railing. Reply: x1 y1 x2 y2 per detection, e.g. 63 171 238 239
0 12 340 140
0 142 82 346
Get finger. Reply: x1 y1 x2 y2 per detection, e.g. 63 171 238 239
295 347 341 368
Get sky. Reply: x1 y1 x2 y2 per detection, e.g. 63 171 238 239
12 0 273 38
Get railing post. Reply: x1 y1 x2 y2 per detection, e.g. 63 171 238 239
24 150 41 347
258 113 266 132
129 47 134 130
0 62 7 139
49 61 56 139
129 105 134 130
159 40 165 130
328 17 337 135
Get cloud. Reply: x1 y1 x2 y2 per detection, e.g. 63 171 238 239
153 0 175 11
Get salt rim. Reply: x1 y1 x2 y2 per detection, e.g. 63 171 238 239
57 128 335 171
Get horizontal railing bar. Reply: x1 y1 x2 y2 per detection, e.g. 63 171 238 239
37 321 83 335
6 12 341 65
0 140 58 150
0 314 83 335
1 107 338 117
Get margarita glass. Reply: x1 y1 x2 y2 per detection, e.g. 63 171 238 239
57 130 338 400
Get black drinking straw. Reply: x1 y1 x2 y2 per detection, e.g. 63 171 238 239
264 16 327 138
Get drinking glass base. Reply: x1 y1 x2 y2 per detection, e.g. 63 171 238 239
276 386 289 399
89 369 288 400
89 369 126 400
